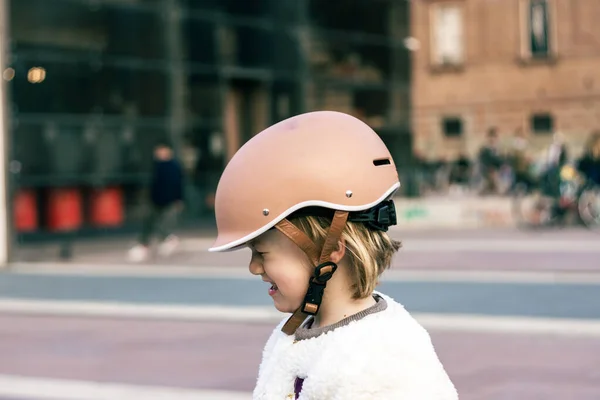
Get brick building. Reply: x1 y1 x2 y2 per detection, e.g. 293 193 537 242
411 0 600 161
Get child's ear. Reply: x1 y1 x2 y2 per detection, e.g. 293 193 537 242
329 238 346 264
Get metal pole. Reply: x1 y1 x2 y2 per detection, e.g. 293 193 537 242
295 0 309 114
164 0 186 160
0 0 11 267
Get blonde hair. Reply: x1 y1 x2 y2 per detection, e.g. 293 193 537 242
590 131 600 158
290 215 402 299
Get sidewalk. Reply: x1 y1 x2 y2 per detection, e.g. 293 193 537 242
395 195 515 229
10 226 600 273
13 230 216 263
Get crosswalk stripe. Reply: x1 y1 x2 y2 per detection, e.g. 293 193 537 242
0 374 252 400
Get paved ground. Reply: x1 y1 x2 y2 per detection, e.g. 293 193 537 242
1 316 599 400
1 227 600 399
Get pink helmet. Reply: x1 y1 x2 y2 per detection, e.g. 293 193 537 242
210 111 400 333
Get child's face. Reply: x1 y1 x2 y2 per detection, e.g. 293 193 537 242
248 229 313 313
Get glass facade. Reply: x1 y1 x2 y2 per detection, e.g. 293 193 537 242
3 0 411 239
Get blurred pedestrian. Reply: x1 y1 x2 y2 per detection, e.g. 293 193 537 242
449 152 472 190
546 132 569 169
541 132 569 197
478 127 504 195
128 141 184 262
577 131 600 186
508 128 534 191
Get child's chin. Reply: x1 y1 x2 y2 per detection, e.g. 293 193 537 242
273 301 297 314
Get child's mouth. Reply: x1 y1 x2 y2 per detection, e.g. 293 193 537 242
268 283 278 296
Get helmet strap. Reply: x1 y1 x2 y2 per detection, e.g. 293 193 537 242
275 210 349 335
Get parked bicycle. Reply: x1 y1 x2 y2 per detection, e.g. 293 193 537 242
512 163 600 231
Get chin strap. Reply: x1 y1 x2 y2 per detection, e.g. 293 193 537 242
275 210 349 335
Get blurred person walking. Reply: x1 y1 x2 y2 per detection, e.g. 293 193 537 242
477 127 504 195
449 152 473 194
541 132 569 197
577 131 600 186
128 141 184 262
508 128 534 191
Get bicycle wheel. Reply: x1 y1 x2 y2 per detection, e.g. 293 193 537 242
512 183 552 229
578 184 600 230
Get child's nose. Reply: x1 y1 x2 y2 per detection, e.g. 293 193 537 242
249 258 264 276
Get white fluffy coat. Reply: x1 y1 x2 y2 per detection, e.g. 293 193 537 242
253 293 459 400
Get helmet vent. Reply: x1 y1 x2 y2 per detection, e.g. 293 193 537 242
373 158 391 166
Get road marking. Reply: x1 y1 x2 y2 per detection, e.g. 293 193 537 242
8 262 600 285
0 299 284 323
418 313 600 336
0 374 252 400
8 263 256 280
381 270 600 285
2 299 600 337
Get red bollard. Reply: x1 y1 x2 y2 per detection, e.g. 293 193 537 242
47 188 83 232
89 186 124 227
14 189 39 232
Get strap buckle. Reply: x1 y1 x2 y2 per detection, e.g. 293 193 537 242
301 261 337 315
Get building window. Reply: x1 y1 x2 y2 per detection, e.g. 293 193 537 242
520 0 556 60
531 113 553 134
429 2 465 67
442 117 463 138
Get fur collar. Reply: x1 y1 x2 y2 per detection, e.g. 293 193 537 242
253 292 458 399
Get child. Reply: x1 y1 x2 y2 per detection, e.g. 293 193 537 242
209 111 458 399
